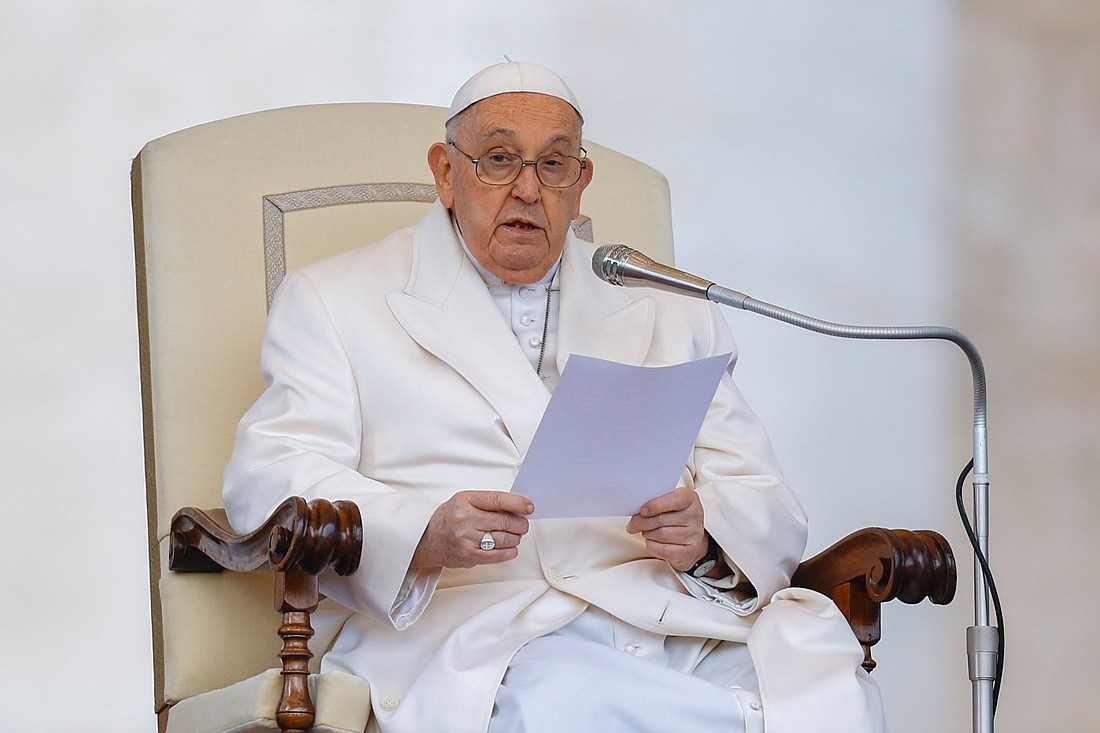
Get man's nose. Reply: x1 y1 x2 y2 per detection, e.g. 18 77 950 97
510 162 542 202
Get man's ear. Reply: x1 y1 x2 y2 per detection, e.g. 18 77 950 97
427 142 454 208
572 155 594 219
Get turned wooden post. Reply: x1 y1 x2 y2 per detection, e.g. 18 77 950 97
274 567 320 733
832 578 883 672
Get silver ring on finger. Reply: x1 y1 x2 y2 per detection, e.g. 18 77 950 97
480 531 496 551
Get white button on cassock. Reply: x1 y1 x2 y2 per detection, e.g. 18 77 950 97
380 696 399 712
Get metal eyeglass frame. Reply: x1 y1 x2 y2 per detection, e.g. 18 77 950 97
448 141 588 189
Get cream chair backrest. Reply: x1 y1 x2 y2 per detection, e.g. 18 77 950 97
132 102 675 712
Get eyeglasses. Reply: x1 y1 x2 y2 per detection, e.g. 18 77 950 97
448 141 587 189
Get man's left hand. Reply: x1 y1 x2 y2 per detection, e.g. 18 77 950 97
626 487 710 572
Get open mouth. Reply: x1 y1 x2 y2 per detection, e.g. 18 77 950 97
503 218 541 231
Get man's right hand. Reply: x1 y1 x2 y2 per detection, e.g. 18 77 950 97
410 490 534 569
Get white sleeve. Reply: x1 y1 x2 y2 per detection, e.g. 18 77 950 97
223 270 440 627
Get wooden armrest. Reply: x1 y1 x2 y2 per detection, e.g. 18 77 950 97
169 496 362 576
168 498 363 733
791 527 956 672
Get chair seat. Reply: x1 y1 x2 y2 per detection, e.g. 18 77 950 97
166 669 372 733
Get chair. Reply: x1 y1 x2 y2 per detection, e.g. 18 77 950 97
132 102 956 733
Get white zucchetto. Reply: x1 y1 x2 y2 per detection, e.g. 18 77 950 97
447 60 583 123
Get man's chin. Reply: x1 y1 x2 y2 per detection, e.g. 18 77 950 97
485 243 561 283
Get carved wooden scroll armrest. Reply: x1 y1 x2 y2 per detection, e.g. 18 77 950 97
168 498 363 733
790 528 956 672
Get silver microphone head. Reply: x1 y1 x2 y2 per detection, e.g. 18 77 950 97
592 244 712 299
592 244 654 286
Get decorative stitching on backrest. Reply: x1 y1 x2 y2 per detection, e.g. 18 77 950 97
263 183 439 309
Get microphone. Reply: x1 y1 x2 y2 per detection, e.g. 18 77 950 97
592 244 712 299
593 241 996 733
591 244 749 307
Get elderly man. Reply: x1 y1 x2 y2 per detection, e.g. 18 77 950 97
223 61 886 732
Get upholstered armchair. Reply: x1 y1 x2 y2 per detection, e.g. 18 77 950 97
132 103 956 733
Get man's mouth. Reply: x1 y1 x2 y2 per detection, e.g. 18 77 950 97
503 218 541 231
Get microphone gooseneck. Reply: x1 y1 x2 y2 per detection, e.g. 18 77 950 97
592 242 997 733
592 246 985 449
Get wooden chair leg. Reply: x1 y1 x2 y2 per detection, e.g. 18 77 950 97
275 568 319 733
276 610 316 733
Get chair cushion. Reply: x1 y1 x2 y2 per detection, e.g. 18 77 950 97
166 669 371 733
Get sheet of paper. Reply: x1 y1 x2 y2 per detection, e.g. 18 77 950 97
511 353 731 518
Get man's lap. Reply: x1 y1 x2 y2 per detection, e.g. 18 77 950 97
489 606 764 733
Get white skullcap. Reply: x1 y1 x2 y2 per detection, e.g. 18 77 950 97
447 60 583 123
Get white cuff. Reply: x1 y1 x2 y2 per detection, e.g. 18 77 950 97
389 567 440 629
676 553 759 615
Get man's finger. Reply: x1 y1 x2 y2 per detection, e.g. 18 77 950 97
638 486 695 517
467 490 535 515
641 526 692 546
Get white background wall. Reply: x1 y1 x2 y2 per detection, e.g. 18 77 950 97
2 1 1015 730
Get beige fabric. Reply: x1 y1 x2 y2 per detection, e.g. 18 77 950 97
166 669 371 733
134 102 674 713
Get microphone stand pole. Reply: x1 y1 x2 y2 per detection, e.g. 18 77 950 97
702 283 997 733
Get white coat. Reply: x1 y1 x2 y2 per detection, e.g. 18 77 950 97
224 201 885 733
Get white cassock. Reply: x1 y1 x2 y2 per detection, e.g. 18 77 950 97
223 200 887 733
